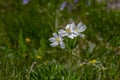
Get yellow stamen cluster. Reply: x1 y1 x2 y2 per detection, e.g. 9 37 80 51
56 38 60 42
66 28 71 33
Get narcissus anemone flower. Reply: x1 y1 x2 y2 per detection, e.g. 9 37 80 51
49 33 65 49
73 22 86 38
58 23 77 39
49 21 86 49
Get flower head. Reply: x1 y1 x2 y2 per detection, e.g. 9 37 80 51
73 22 86 38
49 33 65 49
58 23 77 39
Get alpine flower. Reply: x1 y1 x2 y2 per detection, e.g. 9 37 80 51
73 22 86 38
49 33 65 49
58 23 77 39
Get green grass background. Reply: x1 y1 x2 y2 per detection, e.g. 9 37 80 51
0 0 120 80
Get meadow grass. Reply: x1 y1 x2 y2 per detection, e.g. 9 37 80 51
0 0 120 80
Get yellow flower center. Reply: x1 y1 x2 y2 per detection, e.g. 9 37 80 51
56 38 60 42
66 28 71 33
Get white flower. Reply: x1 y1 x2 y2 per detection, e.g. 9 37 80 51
49 33 65 49
58 23 77 39
73 22 86 38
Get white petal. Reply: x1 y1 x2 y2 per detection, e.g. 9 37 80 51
59 37 64 42
77 22 82 27
50 42 59 47
71 22 76 30
77 22 86 32
49 37 56 42
68 34 77 39
53 33 58 38
73 31 79 35
58 29 67 37
79 33 85 38
60 41 65 49
66 24 71 30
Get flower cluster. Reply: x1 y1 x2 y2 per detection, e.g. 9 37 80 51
49 22 86 49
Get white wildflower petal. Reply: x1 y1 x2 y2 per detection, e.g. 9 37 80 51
77 23 86 32
68 34 77 39
49 38 56 42
50 41 59 47
73 31 79 35
53 33 58 38
60 41 65 49
77 22 82 27
58 29 67 37
71 22 76 30
78 25 86 32
79 33 85 38
66 24 71 29
60 37 64 41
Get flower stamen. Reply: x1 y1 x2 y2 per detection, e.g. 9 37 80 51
56 38 60 42
66 28 71 33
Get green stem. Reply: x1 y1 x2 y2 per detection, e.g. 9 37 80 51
69 49 73 80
